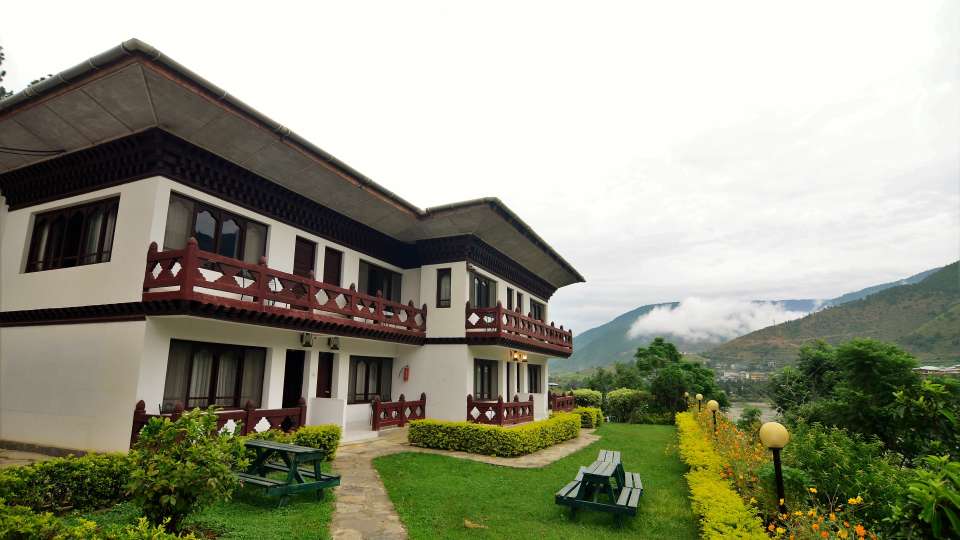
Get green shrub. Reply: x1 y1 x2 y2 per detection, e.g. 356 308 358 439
408 413 580 457
572 407 603 428
0 452 131 512
889 455 960 539
604 388 649 421
781 421 910 528
0 501 193 539
572 388 602 408
627 409 674 425
291 425 341 462
128 408 248 532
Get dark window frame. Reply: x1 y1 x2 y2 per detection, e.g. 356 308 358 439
26 196 120 273
164 193 268 264
436 268 452 308
506 287 514 310
359 260 402 302
163 339 266 412
348 356 393 404
322 247 343 286
474 359 498 400
470 272 497 308
530 299 546 322
516 292 524 313
528 364 542 393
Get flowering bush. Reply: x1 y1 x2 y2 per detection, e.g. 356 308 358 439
681 408 881 539
676 412 768 539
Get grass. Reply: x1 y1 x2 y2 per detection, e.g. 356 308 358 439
68 473 335 539
373 423 698 540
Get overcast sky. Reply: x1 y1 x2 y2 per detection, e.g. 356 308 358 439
2 1 958 333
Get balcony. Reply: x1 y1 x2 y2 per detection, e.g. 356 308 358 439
142 239 427 342
465 302 573 356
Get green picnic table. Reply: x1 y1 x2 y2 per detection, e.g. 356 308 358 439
239 439 341 506
555 449 642 525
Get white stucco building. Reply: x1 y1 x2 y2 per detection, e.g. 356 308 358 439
0 39 584 452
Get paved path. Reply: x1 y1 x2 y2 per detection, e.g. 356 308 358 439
0 449 52 469
329 427 599 540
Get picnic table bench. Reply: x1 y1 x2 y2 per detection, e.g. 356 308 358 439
238 439 340 506
555 448 643 525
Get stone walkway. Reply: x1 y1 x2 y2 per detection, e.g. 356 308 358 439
329 428 599 539
0 449 52 469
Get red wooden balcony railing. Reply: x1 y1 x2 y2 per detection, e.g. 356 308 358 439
143 239 427 338
466 394 534 426
549 392 576 412
130 398 307 445
465 301 573 355
371 393 427 430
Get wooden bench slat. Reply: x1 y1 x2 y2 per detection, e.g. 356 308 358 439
628 487 642 508
574 466 588 482
556 480 581 499
236 472 285 487
616 487 633 506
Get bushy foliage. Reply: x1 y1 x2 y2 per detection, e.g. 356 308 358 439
571 388 602 408
0 501 193 539
891 378 960 461
128 408 248 531
604 388 649 421
675 413 768 539
627 409 675 425
736 407 762 434
889 455 960 539
407 413 580 457
571 406 604 428
0 453 131 512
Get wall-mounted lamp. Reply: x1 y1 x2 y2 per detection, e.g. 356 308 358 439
510 350 529 362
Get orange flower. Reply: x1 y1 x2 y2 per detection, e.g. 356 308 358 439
812 523 820 531
829 513 837 521
855 524 866 537
821 532 830 539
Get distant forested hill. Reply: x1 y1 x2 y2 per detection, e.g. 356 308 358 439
550 264 949 374
707 262 960 369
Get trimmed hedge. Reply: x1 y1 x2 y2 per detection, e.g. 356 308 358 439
605 388 650 421
572 406 604 428
0 501 194 539
0 453 131 513
572 388 602 408
244 424 342 461
408 413 581 457
675 413 767 539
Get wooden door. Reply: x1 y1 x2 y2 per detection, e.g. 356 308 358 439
282 350 306 408
293 237 317 278
316 352 333 398
322 247 343 286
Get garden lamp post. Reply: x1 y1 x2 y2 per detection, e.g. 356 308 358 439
759 422 790 515
707 400 719 434
696 393 703 412
684 391 689 409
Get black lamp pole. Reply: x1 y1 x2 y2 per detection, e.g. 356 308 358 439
773 447 787 514
711 410 717 434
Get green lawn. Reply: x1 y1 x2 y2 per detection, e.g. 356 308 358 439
373 423 698 540
70 475 334 539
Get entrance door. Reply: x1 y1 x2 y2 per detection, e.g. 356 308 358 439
283 350 306 408
316 352 333 398
293 237 317 278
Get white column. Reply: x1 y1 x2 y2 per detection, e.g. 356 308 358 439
332 353 349 400
262 348 287 409
303 351 318 415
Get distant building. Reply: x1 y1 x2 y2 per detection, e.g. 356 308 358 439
915 365 960 378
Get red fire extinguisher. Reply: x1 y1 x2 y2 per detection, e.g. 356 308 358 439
401 365 410 382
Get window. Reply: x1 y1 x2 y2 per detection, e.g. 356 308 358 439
506 288 514 310
163 193 267 264
359 260 402 302
470 272 496 308
528 364 542 393
26 197 119 272
293 237 317 278
161 340 266 412
322 247 343 286
436 268 452 308
474 359 498 400
516 292 524 313
530 299 546 322
348 356 393 404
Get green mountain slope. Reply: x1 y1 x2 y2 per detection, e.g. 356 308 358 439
707 262 960 369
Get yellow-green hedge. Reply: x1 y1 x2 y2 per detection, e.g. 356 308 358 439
408 413 581 457
675 412 767 540
572 406 604 428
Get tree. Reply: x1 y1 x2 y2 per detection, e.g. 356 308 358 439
635 337 681 373
0 45 9 99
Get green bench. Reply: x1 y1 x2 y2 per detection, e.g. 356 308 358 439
555 449 643 525
238 439 341 506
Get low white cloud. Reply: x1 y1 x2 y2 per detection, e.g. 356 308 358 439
627 297 809 343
